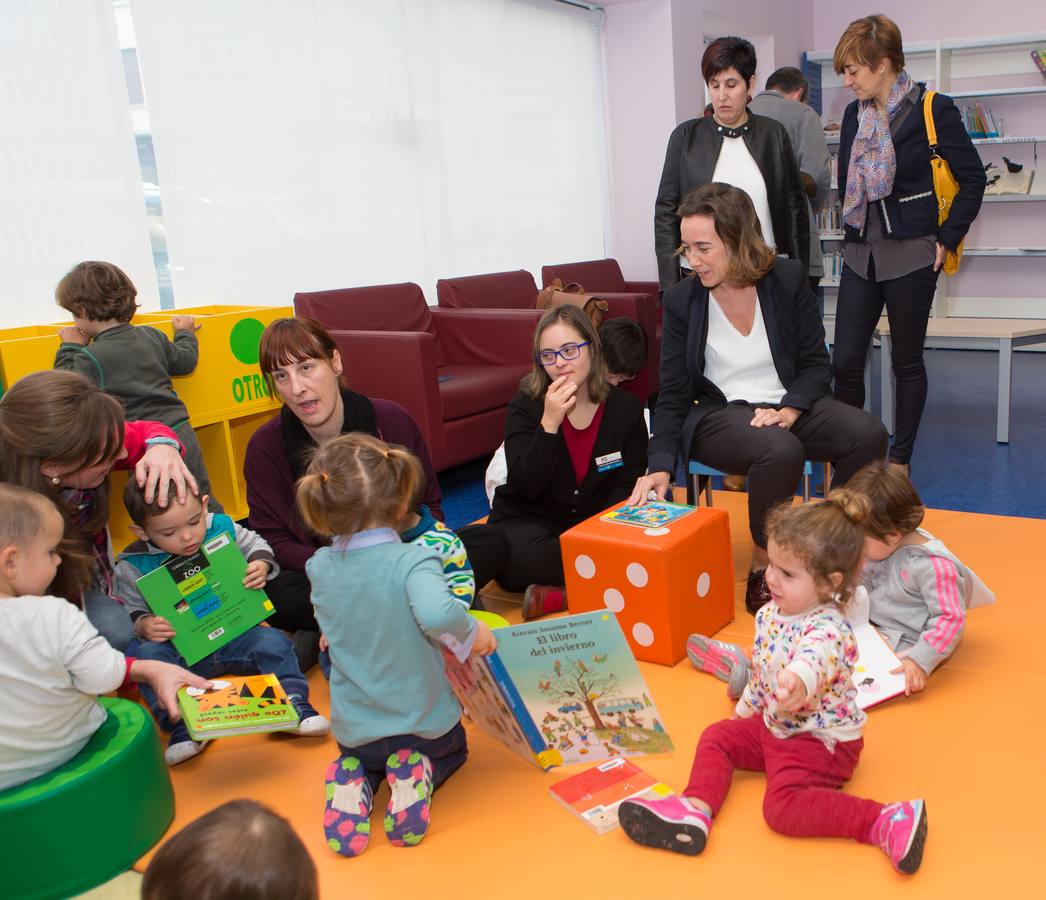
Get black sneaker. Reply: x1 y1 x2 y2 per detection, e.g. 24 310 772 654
745 569 771 615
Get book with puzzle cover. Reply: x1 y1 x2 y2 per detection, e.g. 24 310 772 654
135 530 275 665
176 674 300 740
601 501 694 529
549 757 673 834
849 586 907 710
445 611 673 770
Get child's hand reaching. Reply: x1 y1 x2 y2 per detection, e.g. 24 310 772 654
471 620 498 657
775 670 808 712
891 657 928 695
318 633 328 652
58 326 89 346
137 615 176 643
171 315 199 333
129 659 211 722
243 560 271 590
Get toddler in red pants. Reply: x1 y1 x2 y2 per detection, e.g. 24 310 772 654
619 495 928 874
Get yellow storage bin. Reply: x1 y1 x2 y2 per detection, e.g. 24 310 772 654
0 305 292 549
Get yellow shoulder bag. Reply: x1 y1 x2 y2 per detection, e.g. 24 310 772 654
922 89 963 275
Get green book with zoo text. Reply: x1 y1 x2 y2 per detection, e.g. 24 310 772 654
445 611 673 770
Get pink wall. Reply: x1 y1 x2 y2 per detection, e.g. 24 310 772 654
602 0 815 281
812 2 1046 49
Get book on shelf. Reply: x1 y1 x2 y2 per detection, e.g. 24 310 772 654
135 530 275 666
849 587 906 710
601 501 694 529
445 611 674 770
176 674 300 740
549 757 673 834
1031 48 1046 79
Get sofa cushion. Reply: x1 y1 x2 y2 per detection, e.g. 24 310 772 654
438 364 530 421
436 271 539 310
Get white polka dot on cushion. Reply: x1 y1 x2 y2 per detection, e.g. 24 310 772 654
632 622 655 646
644 527 670 536
696 572 711 597
626 563 648 588
574 555 596 579
603 588 625 613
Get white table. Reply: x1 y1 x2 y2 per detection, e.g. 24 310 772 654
875 317 1046 443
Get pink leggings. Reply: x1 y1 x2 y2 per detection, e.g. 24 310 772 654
685 715 882 843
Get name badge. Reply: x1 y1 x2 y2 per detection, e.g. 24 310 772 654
595 451 623 472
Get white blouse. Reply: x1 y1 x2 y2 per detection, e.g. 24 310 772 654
703 294 786 405
711 135 777 251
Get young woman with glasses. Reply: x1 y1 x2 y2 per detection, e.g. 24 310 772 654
475 305 648 619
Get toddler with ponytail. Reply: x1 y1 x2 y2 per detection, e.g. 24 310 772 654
296 434 495 859
620 496 928 874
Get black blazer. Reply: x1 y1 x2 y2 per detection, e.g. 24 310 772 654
654 112 810 290
838 84 986 250
490 386 648 530
647 259 831 475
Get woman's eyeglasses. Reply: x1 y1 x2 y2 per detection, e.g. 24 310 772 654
535 341 590 366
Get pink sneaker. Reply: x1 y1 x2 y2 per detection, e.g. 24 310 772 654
618 795 711 856
522 585 567 621
686 634 751 699
872 799 927 874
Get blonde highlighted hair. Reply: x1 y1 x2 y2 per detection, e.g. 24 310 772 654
296 433 422 537
833 461 925 540
765 494 869 607
833 14 905 76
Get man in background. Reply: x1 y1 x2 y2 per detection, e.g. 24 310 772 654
750 67 831 298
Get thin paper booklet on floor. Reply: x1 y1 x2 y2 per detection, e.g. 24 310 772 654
446 611 673 769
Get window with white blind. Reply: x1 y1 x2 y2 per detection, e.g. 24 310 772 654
127 0 610 307
0 0 159 326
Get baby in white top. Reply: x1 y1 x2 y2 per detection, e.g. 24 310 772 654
0 484 206 790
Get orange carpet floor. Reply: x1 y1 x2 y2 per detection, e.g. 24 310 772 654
136 491 1043 899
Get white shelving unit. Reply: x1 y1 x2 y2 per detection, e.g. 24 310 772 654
807 30 1046 324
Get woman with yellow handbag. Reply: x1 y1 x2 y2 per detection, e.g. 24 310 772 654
829 15 985 477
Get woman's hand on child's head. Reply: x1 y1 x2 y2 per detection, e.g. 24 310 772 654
775 670 808 712
129 660 211 722
171 315 199 333
242 560 271 590
628 471 671 507
137 444 199 507
540 375 578 432
138 615 176 643
891 658 928 695
58 326 89 346
471 620 498 656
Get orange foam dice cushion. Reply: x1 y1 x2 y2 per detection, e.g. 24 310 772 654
560 505 734 665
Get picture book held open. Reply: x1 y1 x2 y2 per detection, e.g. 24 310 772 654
445 611 673 770
135 531 275 665
176 674 299 740
849 586 907 710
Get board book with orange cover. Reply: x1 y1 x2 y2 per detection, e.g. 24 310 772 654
549 757 673 834
176 674 300 740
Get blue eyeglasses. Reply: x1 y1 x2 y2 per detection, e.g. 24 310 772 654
535 341 590 366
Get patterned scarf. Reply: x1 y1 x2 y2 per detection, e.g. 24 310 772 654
842 69 912 231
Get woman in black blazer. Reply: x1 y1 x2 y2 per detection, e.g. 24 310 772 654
655 36 809 291
830 15 985 475
631 183 887 613
481 305 648 616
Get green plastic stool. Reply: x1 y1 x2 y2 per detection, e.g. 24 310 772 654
0 696 174 900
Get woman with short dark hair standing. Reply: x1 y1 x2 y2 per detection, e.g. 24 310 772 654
830 14 985 476
654 36 809 292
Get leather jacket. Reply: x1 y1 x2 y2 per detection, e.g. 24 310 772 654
654 112 810 291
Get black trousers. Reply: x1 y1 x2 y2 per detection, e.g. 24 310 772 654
690 396 888 547
466 516 563 593
265 568 318 633
832 258 939 464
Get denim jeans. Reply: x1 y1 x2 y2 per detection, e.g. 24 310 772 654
337 721 468 795
83 588 134 652
127 625 310 731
